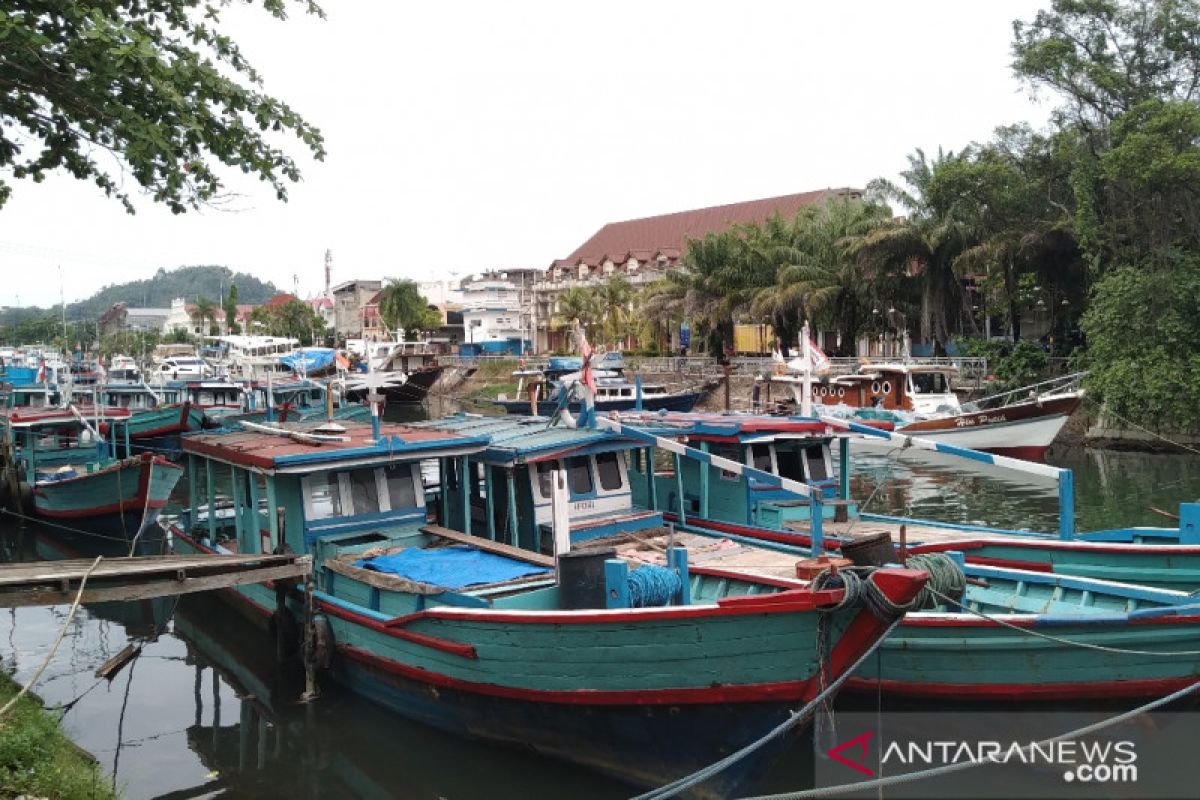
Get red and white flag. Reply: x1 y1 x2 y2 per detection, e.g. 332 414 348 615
573 324 597 395
36 357 46 383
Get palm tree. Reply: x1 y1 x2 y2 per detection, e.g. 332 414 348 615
636 278 687 354
857 148 979 344
595 275 634 349
750 199 891 351
553 286 599 347
191 296 219 339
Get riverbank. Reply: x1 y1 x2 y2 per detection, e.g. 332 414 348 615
0 672 116 800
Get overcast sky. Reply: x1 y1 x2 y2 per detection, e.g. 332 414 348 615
0 0 1053 309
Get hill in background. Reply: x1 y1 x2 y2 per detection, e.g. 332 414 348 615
1 265 281 324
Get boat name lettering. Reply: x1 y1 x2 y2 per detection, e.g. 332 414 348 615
955 413 1007 428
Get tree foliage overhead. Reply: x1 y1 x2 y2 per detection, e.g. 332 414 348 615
0 1 326 213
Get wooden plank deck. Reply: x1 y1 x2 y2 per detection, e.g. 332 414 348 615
595 529 803 581
0 553 312 608
782 519 1027 546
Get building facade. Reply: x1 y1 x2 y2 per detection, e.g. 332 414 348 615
331 279 382 340
535 188 862 352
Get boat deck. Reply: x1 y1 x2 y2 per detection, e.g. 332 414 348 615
586 528 805 582
782 518 1034 547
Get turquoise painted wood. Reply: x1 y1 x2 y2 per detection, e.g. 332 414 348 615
170 414 930 798
848 562 1200 700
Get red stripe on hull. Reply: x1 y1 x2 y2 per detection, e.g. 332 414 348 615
984 445 1050 461
844 675 1200 700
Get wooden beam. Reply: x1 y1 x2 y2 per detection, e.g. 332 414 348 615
0 561 312 608
420 524 555 569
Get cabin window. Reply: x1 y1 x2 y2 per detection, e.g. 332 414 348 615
711 443 742 480
566 456 593 495
596 452 623 491
911 372 948 394
348 468 381 514
384 464 418 510
805 446 829 480
776 447 804 482
536 462 554 499
306 474 342 520
750 444 773 473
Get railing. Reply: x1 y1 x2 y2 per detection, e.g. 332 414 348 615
435 353 992 389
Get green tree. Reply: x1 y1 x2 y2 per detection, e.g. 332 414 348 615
190 296 219 338
377 278 440 339
0 1 326 213
553 286 600 337
862 148 979 344
753 198 891 351
595 275 634 349
1012 0 1200 270
224 283 241 334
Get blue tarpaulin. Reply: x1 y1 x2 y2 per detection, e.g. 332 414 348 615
353 546 551 589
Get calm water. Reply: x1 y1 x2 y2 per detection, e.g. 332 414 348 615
3 420 1200 799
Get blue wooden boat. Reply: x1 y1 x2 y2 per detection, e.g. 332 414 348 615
611 410 1200 592
169 414 927 797
0 404 183 539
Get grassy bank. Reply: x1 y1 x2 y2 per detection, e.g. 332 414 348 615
0 672 116 800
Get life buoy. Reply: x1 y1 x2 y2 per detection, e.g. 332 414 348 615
837 387 845 398
882 380 893 395
871 381 881 394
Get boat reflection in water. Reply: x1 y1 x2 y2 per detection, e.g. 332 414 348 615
173 592 634 800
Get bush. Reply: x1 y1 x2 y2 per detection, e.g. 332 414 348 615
1081 257 1200 433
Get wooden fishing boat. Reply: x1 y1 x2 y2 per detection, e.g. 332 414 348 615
768 330 1084 461
494 353 705 415
0 405 183 539
611 410 1200 592
847 560 1200 700
169 415 927 798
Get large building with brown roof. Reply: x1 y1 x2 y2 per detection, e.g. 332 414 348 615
534 187 861 351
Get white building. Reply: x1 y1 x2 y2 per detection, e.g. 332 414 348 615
459 277 529 355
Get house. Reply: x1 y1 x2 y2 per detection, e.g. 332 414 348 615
331 279 382 339
97 303 171 338
163 297 256 337
535 188 862 352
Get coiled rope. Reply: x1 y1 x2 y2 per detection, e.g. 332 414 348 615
903 552 966 610
627 564 682 608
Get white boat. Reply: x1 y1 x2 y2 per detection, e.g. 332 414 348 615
770 328 1084 461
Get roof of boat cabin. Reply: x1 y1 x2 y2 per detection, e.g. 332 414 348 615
608 411 834 442
411 414 644 465
180 418 489 472
0 404 132 427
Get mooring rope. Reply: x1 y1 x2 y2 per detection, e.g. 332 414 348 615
633 570 913 800
925 584 1200 658
0 556 103 718
904 553 966 610
736 675 1200 800
1084 395 1200 457
630 615 906 800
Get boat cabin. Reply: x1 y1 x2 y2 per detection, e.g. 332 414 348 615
775 363 960 415
619 412 858 531
413 415 664 550
0 404 131 483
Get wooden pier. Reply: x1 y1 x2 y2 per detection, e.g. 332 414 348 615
0 553 311 608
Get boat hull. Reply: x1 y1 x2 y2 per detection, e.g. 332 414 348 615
848 611 1200 700
32 454 183 539
379 367 443 404
170 529 922 797
848 394 1082 460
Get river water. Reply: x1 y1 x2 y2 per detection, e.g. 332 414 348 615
3 430 1200 799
